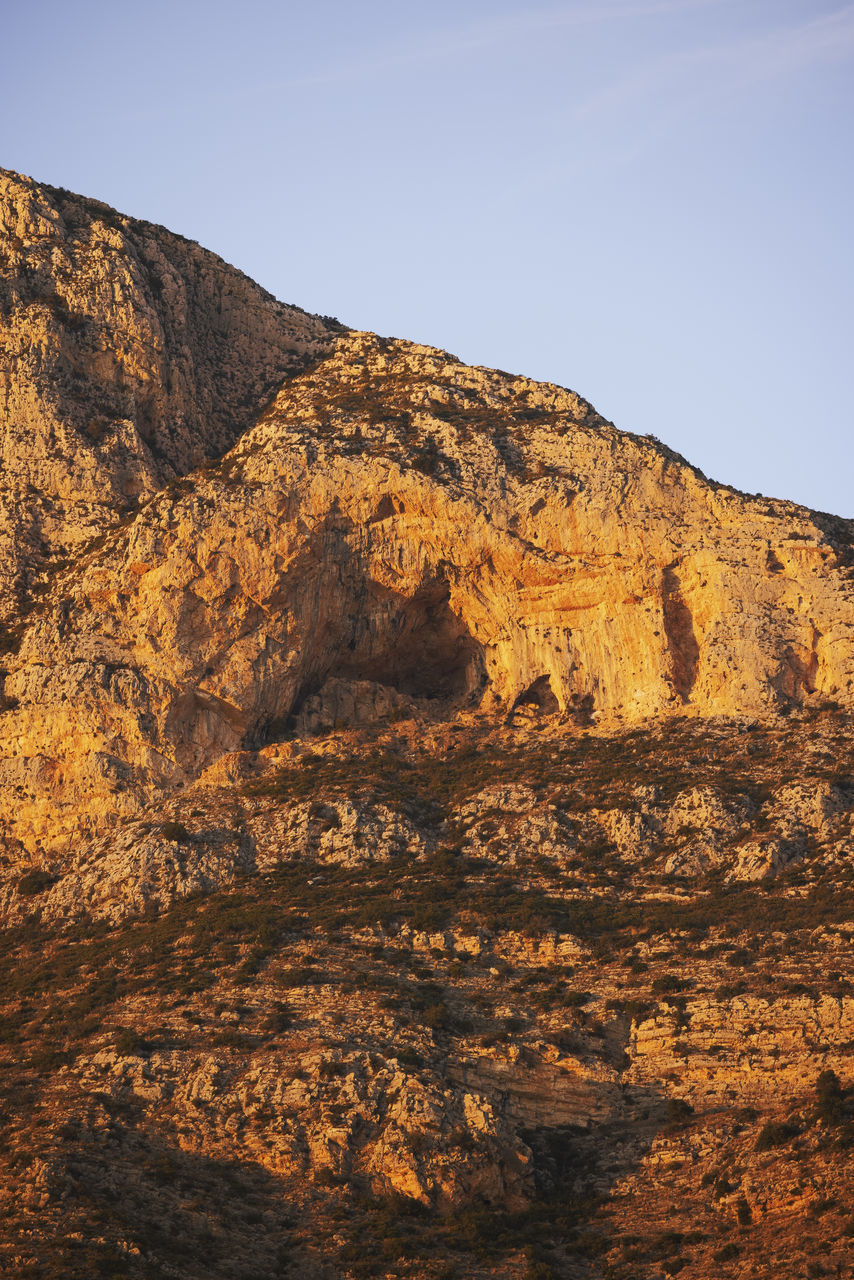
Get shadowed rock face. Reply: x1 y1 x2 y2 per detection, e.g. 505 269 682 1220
1 181 854 855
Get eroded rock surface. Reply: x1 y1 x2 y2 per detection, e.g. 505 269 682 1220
0 167 333 622
1 176 853 1280
1 324 854 855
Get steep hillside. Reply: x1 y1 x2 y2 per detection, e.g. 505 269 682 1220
1 329 853 857
1 712 852 1280
0 168 334 623
0 177 852 1280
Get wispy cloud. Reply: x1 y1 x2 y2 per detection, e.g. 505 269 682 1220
486 3 854 204
255 1 854 117
734 3 854 76
572 3 854 121
469 0 735 40
277 0 735 90
115 1 854 138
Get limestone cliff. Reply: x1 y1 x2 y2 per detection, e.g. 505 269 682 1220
1 321 854 855
1 175 853 1280
0 168 333 623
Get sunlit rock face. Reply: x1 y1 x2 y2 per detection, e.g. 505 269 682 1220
1 177 854 857
0 167 333 622
2 176 854 1280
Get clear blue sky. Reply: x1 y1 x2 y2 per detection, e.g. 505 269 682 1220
4 0 853 515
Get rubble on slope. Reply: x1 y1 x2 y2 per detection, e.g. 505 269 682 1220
0 711 852 1280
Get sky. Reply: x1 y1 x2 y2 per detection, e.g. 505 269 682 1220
3 0 853 515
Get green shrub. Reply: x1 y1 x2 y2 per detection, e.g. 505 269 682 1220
666 1098 694 1127
561 989 592 1007
277 965 321 987
211 1029 253 1049
262 1003 293 1035
621 998 655 1021
421 1002 453 1031
755 1120 798 1151
160 820 190 843
115 1027 146 1056
652 974 690 994
318 1060 348 1079
17 869 55 897
815 1068 845 1124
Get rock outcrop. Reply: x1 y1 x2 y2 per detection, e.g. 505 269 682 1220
0 168 333 623
1 314 854 855
1 175 853 1280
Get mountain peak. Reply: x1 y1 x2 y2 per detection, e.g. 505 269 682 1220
1 177 852 1280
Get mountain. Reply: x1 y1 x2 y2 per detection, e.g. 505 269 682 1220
0 172 852 1280
0 168 334 624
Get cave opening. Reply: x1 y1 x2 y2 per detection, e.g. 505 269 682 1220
331 577 485 703
512 675 560 715
249 576 487 746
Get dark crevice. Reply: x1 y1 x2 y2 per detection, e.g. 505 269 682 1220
332 578 485 703
512 675 560 714
662 565 699 702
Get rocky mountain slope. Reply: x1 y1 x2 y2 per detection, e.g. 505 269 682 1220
0 168 333 624
0 173 852 1280
2 319 854 860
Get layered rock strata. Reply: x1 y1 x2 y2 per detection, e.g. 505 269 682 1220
1 325 853 855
